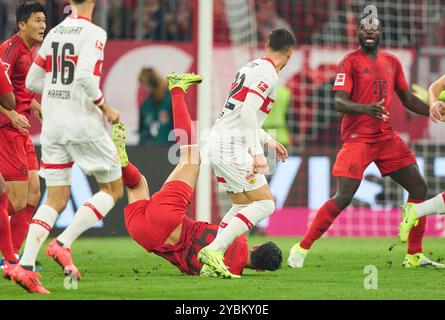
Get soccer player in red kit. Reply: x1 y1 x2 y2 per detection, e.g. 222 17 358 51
121 73 282 279
288 15 444 269
0 1 46 259
0 58 19 269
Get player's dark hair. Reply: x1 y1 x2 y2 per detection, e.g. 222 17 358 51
267 28 296 52
16 1 45 26
250 241 282 271
71 0 88 4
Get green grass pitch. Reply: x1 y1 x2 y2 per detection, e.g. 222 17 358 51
1 236 445 300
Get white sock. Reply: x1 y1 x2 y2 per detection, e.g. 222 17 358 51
207 199 275 253
57 191 115 248
415 193 445 217
217 204 248 236
20 205 59 269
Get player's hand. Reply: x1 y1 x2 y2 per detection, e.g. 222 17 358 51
9 111 30 132
33 108 42 122
252 154 269 175
102 102 120 124
361 99 389 120
267 139 288 162
429 101 444 123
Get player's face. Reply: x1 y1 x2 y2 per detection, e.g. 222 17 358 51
22 12 46 44
357 22 382 52
280 48 294 71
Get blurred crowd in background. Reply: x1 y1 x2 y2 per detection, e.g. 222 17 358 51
1 0 444 147
1 0 444 46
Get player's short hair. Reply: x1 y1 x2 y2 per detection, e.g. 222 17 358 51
250 241 282 271
267 28 296 52
70 0 88 4
16 1 45 26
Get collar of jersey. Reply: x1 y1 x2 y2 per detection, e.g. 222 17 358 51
70 15 91 22
261 57 276 68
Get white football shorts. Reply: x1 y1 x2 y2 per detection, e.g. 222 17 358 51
40 135 122 186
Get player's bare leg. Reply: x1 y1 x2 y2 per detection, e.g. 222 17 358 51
389 164 444 268
288 176 361 268
204 182 275 258
48 178 123 279
5 180 28 214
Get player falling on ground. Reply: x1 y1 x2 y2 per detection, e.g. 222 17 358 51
0 58 20 270
118 73 282 279
0 1 46 262
3 0 122 293
399 74 445 241
288 15 444 269
197 28 294 277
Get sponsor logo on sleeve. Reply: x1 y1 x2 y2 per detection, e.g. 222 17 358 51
95 41 104 51
334 73 346 86
257 81 269 93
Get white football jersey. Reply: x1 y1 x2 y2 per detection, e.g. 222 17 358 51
32 16 107 144
211 58 278 147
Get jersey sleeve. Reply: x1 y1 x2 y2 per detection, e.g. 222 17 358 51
332 56 353 93
0 44 17 78
75 28 107 106
26 45 47 94
0 59 13 95
394 57 409 92
247 74 277 103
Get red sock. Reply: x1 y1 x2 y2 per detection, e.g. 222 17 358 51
10 204 36 254
122 162 142 188
170 87 196 146
0 193 17 263
407 198 426 254
300 198 343 250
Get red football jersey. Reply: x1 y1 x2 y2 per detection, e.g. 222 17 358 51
0 59 13 95
332 48 409 143
0 34 36 127
153 216 249 276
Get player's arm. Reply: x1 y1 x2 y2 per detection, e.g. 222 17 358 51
428 74 445 122
241 93 268 173
75 30 119 124
26 55 46 95
333 57 388 120
260 129 288 162
0 60 15 110
393 57 429 117
31 99 42 122
335 91 388 120
0 107 30 131
397 89 429 116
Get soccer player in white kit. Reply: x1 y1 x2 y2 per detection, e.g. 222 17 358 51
4 0 122 293
198 29 295 278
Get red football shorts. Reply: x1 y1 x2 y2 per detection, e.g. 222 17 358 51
124 180 193 252
0 127 38 181
332 134 417 180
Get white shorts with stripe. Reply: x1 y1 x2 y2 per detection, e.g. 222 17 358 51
40 136 122 186
208 142 267 193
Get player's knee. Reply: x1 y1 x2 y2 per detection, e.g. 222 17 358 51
101 181 124 203
11 196 27 212
28 188 41 206
333 193 353 210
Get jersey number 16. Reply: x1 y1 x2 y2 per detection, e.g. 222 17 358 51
51 42 75 85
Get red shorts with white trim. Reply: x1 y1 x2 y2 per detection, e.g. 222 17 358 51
124 180 193 252
0 127 38 181
332 134 417 180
